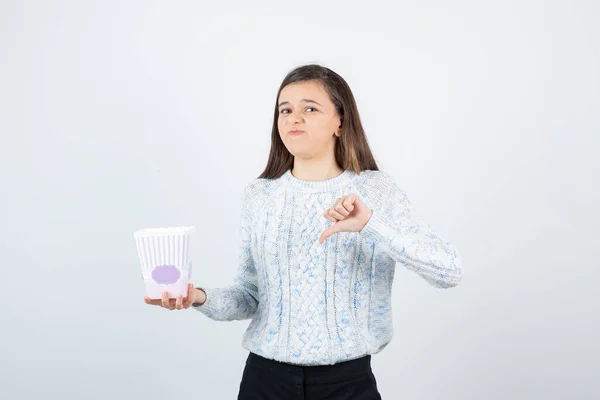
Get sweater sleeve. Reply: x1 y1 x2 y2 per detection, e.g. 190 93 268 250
192 184 259 320
359 173 464 288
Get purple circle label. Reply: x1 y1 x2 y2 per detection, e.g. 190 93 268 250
151 265 181 284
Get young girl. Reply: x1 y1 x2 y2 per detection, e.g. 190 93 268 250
145 64 464 399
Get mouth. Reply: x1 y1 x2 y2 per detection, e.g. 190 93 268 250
288 130 305 136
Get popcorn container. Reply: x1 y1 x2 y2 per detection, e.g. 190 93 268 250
134 226 195 299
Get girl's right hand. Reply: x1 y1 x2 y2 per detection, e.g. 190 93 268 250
143 280 206 310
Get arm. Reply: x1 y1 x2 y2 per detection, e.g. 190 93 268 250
192 186 259 320
359 174 464 288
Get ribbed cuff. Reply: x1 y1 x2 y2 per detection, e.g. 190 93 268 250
192 287 218 316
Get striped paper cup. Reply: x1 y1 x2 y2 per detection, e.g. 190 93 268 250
134 226 196 299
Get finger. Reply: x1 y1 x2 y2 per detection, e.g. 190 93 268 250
175 295 184 310
328 208 345 221
342 194 356 212
168 294 177 310
323 210 336 222
184 284 194 308
144 296 161 306
334 198 350 217
161 291 170 308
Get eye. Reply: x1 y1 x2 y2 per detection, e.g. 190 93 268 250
278 107 317 115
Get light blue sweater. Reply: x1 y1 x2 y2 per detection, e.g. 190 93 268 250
194 169 463 366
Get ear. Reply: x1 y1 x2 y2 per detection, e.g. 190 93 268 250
334 121 342 137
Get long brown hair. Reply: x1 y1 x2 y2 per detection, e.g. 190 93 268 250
258 64 379 179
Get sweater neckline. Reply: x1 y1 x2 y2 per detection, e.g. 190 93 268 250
281 169 355 193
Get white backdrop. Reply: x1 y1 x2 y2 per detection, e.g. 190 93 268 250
1 1 598 399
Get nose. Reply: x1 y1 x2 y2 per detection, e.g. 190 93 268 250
286 110 304 125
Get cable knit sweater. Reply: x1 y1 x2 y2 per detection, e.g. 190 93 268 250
194 169 463 366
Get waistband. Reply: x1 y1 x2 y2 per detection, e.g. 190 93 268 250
245 352 373 385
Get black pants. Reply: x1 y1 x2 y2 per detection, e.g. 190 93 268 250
237 352 382 399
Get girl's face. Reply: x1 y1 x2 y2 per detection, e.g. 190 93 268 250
277 80 341 161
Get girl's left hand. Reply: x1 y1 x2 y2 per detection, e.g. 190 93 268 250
319 193 373 244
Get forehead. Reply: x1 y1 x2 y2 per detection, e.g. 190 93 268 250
279 80 331 104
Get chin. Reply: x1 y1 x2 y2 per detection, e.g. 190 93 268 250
284 145 311 159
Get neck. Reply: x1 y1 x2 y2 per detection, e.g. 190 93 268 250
291 156 344 181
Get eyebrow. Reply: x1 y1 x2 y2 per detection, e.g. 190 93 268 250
278 99 323 107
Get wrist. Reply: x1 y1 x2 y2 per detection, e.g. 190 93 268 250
192 287 206 307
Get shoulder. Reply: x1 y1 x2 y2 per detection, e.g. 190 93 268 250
353 169 402 193
352 169 408 207
240 177 281 215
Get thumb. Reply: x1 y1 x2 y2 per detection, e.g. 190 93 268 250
319 222 342 244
